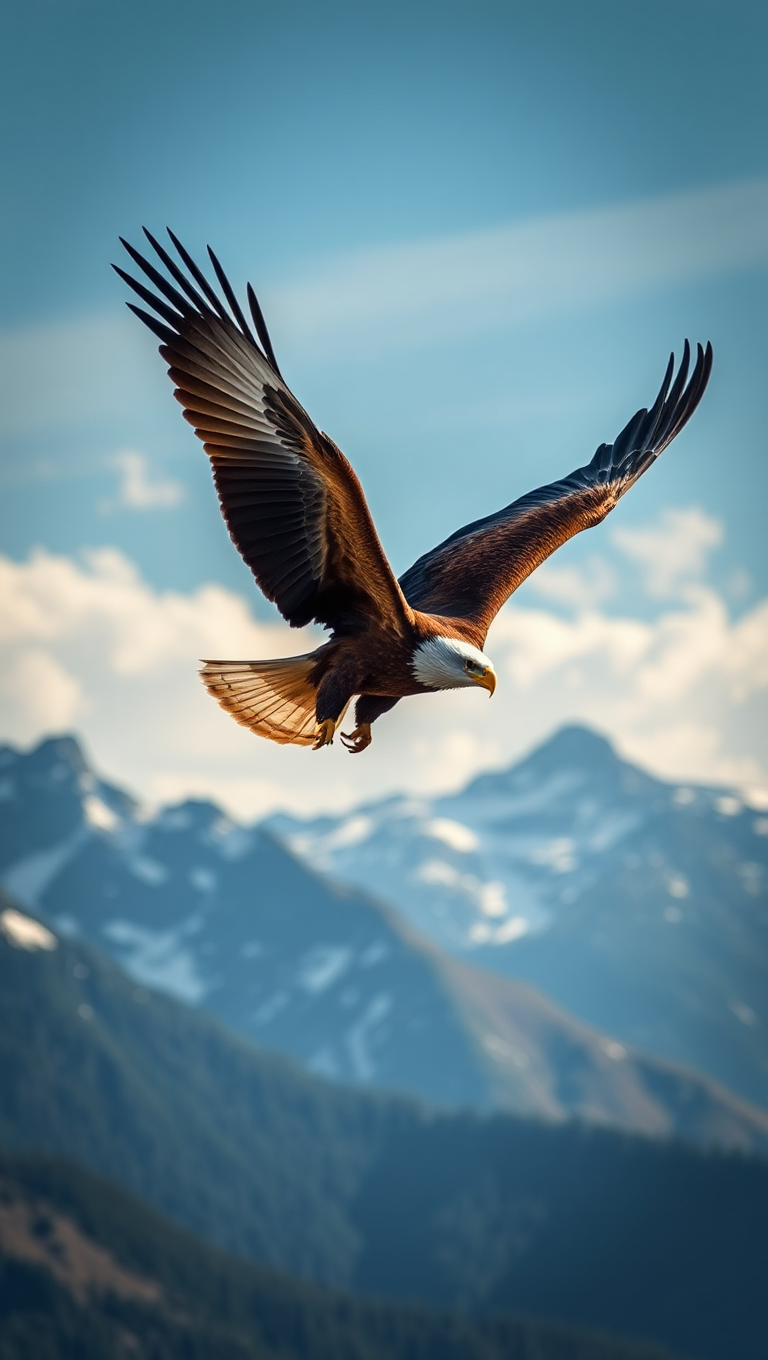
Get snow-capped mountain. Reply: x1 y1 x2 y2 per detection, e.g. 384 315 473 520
266 726 768 1109
2 733 767 1151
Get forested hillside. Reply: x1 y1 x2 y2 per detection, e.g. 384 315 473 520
0 1152 685 1360
2 903 766 1360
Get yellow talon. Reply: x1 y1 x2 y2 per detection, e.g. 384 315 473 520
313 718 337 749
340 722 372 754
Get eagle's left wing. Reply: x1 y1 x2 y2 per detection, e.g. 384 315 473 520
399 342 712 639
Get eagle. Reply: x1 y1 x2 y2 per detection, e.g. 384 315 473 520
116 231 713 754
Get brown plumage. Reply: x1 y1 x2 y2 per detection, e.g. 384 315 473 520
116 231 713 753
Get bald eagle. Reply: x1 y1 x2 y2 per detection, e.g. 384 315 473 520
116 231 712 754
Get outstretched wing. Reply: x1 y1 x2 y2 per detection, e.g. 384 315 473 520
399 342 712 638
115 231 410 636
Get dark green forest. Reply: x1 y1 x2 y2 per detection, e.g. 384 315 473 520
0 1152 686 1360
2 915 767 1360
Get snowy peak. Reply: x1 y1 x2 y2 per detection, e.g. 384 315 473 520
265 725 768 1111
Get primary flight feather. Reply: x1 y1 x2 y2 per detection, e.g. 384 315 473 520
116 231 713 753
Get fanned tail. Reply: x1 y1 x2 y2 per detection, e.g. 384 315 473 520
200 655 321 747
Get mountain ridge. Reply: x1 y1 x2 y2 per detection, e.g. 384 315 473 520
1 732 767 1147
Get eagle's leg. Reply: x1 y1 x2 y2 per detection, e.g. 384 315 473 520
313 665 359 750
341 695 400 755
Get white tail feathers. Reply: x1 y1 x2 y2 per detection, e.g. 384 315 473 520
200 655 321 747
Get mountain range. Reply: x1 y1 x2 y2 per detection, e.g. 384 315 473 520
1 733 767 1148
267 724 768 1108
1 900 766 1360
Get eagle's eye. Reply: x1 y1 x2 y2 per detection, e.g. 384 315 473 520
465 659 485 676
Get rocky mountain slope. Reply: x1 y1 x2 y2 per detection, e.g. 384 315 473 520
2 910 766 1360
267 726 768 1108
1 735 766 1146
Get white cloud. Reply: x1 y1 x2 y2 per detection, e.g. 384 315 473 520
0 528 766 818
100 450 184 512
526 556 617 610
612 507 723 597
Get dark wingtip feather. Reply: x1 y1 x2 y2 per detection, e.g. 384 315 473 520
125 302 178 346
642 350 676 448
661 339 713 448
112 263 183 329
206 245 257 346
246 282 283 378
166 229 230 324
118 236 193 320
142 226 212 315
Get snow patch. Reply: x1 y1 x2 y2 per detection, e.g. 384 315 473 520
128 856 168 886
1 829 88 907
603 1040 627 1061
346 993 392 1081
483 1033 530 1068
416 860 506 918
212 822 253 860
254 991 289 1024
715 795 742 817
297 945 352 995
1 908 57 952
493 915 529 944
83 795 119 832
190 867 216 892
323 816 374 851
530 838 577 874
102 917 207 1002
425 818 478 853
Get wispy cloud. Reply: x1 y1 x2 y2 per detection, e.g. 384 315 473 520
0 312 155 438
100 450 184 513
270 177 768 353
1 177 765 445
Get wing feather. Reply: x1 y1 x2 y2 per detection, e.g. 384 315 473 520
399 342 713 637
116 234 410 635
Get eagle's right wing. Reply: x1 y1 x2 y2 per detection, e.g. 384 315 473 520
399 342 712 640
115 231 411 638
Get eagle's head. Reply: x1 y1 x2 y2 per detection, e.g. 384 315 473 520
411 636 497 695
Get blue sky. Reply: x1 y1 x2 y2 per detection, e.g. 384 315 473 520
1 0 767 815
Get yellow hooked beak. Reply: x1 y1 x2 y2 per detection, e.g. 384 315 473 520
474 667 497 697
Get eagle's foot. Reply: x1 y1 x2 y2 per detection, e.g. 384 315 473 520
340 723 372 755
313 718 337 750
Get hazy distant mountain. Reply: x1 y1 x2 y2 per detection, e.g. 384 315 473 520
1 908 766 1360
1 735 767 1149
267 726 768 1108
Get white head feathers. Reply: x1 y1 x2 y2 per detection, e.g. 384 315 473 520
411 636 496 691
